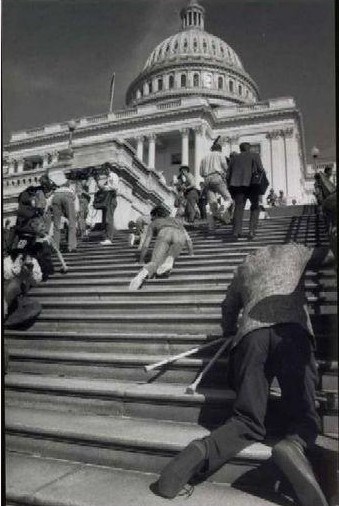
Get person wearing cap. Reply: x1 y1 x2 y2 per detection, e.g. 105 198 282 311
94 169 120 245
200 139 233 228
129 206 194 290
228 142 265 240
177 166 199 223
49 170 77 252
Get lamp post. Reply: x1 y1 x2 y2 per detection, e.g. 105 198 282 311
311 146 320 174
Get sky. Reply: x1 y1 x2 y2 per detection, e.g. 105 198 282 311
2 0 336 161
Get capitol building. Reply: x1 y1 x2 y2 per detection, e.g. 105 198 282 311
3 0 315 228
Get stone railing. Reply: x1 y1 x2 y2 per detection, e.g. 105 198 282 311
215 97 296 119
157 99 182 110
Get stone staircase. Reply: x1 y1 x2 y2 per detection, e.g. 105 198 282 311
5 211 338 506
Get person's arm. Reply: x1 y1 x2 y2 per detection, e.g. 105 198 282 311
139 223 154 263
184 173 196 191
183 228 194 256
253 153 265 172
221 269 243 337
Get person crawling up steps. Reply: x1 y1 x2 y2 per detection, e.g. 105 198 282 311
129 206 194 291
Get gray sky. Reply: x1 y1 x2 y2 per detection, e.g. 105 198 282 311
2 0 336 161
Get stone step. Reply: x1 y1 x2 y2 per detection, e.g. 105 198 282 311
6 451 288 506
5 371 336 422
14 310 338 335
5 405 337 498
5 330 337 362
29 268 336 287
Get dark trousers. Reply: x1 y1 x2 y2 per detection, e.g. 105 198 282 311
202 324 320 475
231 186 260 236
185 189 199 223
102 204 116 242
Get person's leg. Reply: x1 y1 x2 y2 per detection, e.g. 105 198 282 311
129 233 170 290
51 195 62 249
157 230 186 275
248 192 260 239
271 324 327 506
185 190 198 223
157 328 273 498
106 204 116 242
204 328 273 472
63 194 77 252
232 189 247 236
215 178 233 208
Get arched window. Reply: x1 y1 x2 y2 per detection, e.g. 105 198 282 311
166 43 171 54
220 46 224 56
174 41 179 50
181 74 187 87
183 39 188 50
193 38 198 52
218 76 223 90
212 42 216 55
203 40 207 52
238 84 242 95
149 81 153 93
229 80 234 93
193 73 199 87
158 78 163 91
169 74 175 89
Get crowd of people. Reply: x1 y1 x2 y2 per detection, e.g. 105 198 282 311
2 142 337 505
3 166 120 327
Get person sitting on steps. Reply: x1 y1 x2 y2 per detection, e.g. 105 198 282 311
154 242 334 506
129 206 194 291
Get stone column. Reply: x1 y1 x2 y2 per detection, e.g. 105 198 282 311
265 131 280 189
282 127 297 201
181 128 190 166
8 159 15 175
136 136 144 162
193 125 205 183
17 159 24 173
148 133 156 170
270 130 285 195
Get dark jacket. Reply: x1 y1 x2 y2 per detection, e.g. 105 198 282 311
228 151 264 188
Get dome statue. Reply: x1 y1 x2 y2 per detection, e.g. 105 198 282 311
126 0 259 107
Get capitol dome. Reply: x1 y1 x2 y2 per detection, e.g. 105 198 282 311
126 0 260 107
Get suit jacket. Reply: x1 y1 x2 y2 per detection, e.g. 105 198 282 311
222 243 333 348
228 151 264 188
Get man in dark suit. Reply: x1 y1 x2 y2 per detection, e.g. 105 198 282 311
228 142 264 240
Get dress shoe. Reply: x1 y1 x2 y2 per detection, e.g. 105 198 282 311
247 233 256 241
272 438 328 506
156 439 207 499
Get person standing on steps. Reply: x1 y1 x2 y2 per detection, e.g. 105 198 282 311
94 168 120 245
228 142 265 240
155 242 334 506
49 171 77 253
177 166 199 223
129 206 194 291
200 138 233 229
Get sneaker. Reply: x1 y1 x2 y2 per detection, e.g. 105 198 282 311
129 234 135 247
129 268 148 290
156 256 174 276
100 239 112 245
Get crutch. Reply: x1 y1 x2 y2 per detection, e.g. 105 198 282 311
185 337 233 394
144 337 225 373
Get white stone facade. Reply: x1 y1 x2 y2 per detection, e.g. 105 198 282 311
3 0 312 226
